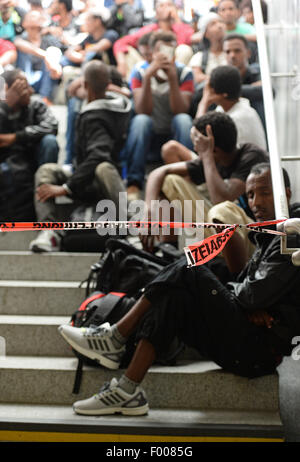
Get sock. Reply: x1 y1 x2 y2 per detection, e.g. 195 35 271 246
111 324 127 348
118 374 139 394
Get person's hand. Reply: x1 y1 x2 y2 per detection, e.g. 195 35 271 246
36 184 66 202
138 209 157 254
202 81 223 106
247 310 274 328
190 124 215 157
146 53 167 78
279 218 300 266
0 133 16 147
44 56 62 79
161 59 177 81
5 78 29 108
67 77 85 98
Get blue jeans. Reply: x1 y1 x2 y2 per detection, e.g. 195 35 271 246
35 134 59 168
17 51 58 99
124 113 193 188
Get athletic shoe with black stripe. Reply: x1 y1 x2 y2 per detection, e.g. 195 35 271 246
73 378 149 416
58 322 124 370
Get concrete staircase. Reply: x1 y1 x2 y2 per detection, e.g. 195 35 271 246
0 231 284 442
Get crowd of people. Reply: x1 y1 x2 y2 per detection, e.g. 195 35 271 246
0 0 270 252
2 0 300 426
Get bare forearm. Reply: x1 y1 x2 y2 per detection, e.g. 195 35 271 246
145 166 168 211
202 157 233 204
14 39 46 59
0 50 17 66
195 95 210 118
169 79 190 114
134 76 153 114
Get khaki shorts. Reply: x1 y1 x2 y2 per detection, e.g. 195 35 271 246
162 174 255 260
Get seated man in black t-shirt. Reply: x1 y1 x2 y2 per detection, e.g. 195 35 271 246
140 111 268 255
63 7 119 67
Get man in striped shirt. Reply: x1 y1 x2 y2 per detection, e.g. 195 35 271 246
124 30 194 200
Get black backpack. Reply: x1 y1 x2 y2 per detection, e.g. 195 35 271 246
70 239 185 393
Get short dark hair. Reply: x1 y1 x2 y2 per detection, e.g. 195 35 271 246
138 32 152 47
83 60 110 96
193 111 237 154
241 0 268 23
28 0 42 6
209 65 241 100
58 0 73 12
149 30 177 49
223 33 250 49
108 65 123 88
218 0 239 10
2 68 23 88
250 163 291 189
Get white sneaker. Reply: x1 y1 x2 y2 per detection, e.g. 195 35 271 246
29 230 61 253
73 378 149 416
58 322 125 370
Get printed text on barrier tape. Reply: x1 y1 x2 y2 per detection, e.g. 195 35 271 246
0 219 286 235
184 226 239 268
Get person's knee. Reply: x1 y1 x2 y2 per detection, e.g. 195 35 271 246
175 44 193 66
95 161 114 178
162 173 185 199
40 134 58 148
39 134 59 163
35 162 58 187
131 114 153 132
161 140 185 164
208 201 240 224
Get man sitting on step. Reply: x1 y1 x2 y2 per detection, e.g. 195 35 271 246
59 163 300 416
29 60 131 253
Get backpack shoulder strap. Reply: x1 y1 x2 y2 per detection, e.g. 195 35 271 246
201 47 209 74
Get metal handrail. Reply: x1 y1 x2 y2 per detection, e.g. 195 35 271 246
252 0 290 224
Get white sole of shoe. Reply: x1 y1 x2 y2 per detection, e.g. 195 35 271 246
73 403 149 416
59 328 120 370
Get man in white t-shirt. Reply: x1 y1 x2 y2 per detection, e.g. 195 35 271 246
162 64 267 165
196 65 267 150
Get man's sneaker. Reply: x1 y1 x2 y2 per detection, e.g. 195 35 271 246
29 230 61 253
73 377 149 416
58 322 125 370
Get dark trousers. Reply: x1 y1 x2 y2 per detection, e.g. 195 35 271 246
139 257 283 378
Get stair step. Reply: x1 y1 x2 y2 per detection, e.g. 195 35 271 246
0 232 38 251
0 356 279 411
0 251 99 281
0 313 202 360
0 281 85 316
0 315 71 357
0 404 283 442
0 314 203 359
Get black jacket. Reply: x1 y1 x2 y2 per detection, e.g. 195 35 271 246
0 95 58 162
228 203 300 339
66 92 132 200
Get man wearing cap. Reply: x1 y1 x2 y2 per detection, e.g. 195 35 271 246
189 12 227 86
63 7 118 67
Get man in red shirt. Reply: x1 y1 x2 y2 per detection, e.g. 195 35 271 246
113 0 194 78
0 38 17 70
